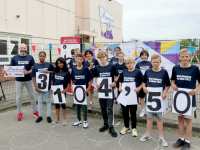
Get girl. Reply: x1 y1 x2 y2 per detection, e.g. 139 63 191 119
50 57 71 126
84 49 99 111
32 51 54 123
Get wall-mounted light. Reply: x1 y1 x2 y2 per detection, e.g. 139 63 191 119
16 15 20 18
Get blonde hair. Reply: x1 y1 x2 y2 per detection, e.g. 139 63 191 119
74 48 80 52
97 51 108 59
179 48 191 56
151 54 161 61
124 56 135 63
118 51 125 56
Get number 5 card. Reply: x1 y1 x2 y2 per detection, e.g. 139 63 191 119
51 85 66 104
146 87 169 116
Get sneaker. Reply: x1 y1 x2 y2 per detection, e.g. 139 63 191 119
33 111 39 118
158 137 168 147
109 127 118 137
83 121 89 129
47 117 52 123
17 113 23 121
173 139 185 148
132 128 137 137
119 108 122 114
36 117 43 123
62 119 67 126
139 111 145 118
52 118 60 125
120 127 130 135
140 134 152 142
99 124 109 132
72 103 76 107
72 119 82 127
182 142 190 150
88 105 92 111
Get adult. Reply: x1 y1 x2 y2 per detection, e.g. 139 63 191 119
3 43 38 121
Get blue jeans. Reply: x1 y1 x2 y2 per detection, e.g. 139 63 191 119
147 112 162 119
37 91 51 117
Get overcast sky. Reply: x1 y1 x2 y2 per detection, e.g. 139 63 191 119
115 0 200 41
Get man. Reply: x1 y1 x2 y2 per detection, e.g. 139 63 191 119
3 43 38 121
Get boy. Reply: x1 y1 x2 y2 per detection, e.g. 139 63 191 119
69 48 85 71
135 50 152 118
71 49 75 58
94 51 119 137
109 47 121 65
118 56 143 136
140 54 171 147
71 54 93 129
171 48 200 150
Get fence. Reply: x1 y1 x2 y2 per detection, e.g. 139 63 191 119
0 39 200 110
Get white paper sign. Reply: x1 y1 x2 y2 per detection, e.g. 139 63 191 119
117 82 137 106
36 72 49 92
97 77 113 99
4 66 24 77
146 87 169 115
92 79 98 89
51 85 66 104
172 88 192 116
73 85 87 105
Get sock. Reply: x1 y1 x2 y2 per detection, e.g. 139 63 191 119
84 121 88 123
185 140 190 144
90 101 93 105
142 109 145 112
180 137 185 141
159 137 164 139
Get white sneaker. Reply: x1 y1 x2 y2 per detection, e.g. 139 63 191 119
51 118 60 125
62 119 67 126
140 134 152 142
72 119 82 127
158 137 168 147
83 121 89 129
139 111 145 118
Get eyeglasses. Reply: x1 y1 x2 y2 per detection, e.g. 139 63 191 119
125 62 134 65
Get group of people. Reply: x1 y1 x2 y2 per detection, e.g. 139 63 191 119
4 43 199 150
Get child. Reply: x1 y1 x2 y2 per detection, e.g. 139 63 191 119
84 49 99 111
71 49 75 58
32 51 54 123
135 50 152 118
140 54 171 147
171 48 200 150
50 57 71 126
109 47 121 65
94 51 119 137
71 54 93 129
118 56 143 137
114 51 127 113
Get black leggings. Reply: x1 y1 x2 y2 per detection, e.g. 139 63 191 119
55 104 66 109
121 104 137 129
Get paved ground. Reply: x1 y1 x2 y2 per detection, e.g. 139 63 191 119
0 106 200 150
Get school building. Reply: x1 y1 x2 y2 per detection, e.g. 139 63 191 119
0 0 123 64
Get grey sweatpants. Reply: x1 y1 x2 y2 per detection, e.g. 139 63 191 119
15 81 37 113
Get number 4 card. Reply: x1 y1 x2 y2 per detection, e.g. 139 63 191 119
146 87 168 116
51 85 66 104
97 77 113 99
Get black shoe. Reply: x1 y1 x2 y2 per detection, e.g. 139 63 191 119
109 127 118 137
47 117 52 123
36 117 43 123
72 103 76 107
173 139 185 148
182 142 190 150
99 124 109 132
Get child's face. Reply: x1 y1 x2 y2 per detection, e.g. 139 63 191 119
57 60 64 69
99 55 108 63
71 54 76 58
141 53 148 61
151 58 161 69
75 51 80 56
76 57 84 65
118 54 124 61
115 48 120 55
39 53 46 62
179 52 191 64
86 52 92 59
125 61 135 69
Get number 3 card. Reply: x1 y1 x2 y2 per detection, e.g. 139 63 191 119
172 88 192 116
97 77 113 99
146 87 168 116
117 82 137 106
51 85 66 104
36 72 49 91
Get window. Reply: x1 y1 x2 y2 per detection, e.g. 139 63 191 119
11 41 18 55
0 40 7 55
